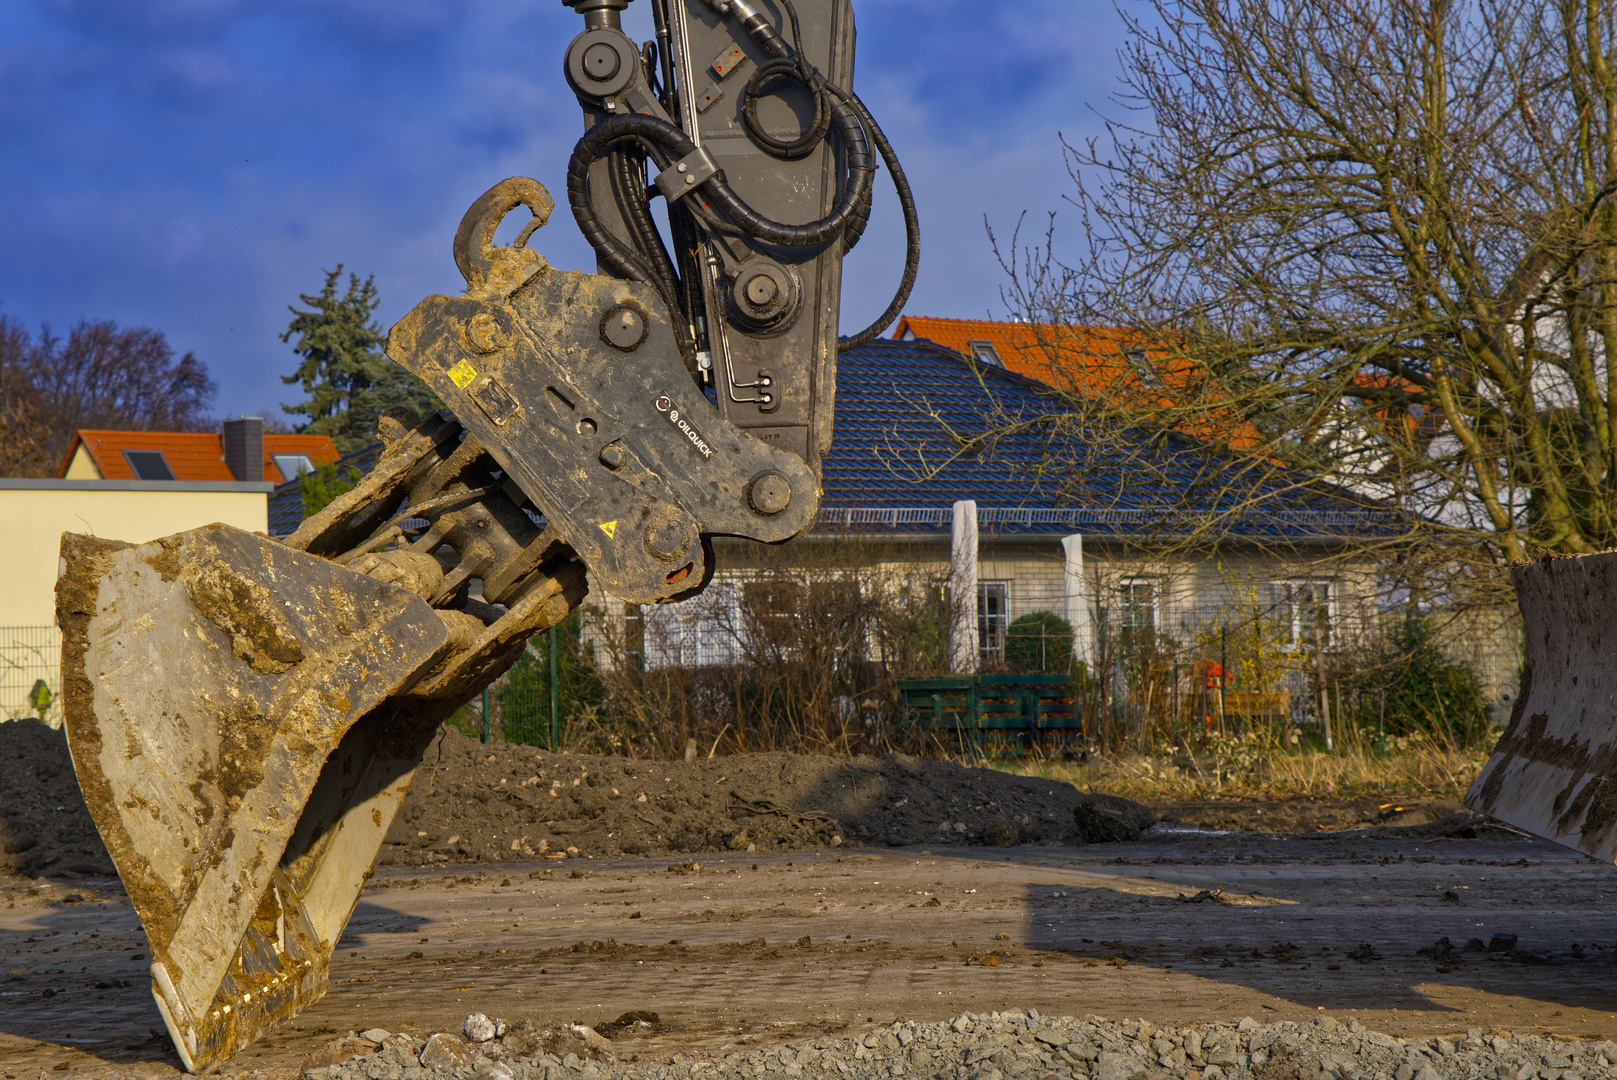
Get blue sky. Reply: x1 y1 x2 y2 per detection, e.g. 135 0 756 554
0 0 1128 420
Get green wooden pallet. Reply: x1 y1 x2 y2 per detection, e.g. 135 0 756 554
895 672 1081 753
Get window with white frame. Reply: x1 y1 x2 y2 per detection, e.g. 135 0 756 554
977 581 1010 660
967 341 1004 368
1117 577 1159 639
272 453 315 481
1266 580 1333 647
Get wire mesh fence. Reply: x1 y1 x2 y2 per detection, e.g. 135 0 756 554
0 626 62 728
443 632 569 751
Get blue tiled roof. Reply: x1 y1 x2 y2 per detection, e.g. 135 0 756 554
265 339 1401 542
820 338 1401 540
266 441 384 538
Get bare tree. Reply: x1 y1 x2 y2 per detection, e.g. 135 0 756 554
1008 0 1617 587
0 317 216 474
0 315 48 477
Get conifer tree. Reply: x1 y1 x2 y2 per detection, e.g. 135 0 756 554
280 266 439 453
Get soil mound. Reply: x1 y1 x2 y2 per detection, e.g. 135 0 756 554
0 721 115 878
0 722 1155 880
382 727 1108 863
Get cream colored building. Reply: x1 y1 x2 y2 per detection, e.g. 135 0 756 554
0 478 271 724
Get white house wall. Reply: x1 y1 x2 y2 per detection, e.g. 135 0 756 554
583 535 1417 680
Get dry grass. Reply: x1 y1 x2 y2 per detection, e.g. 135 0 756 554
989 732 1492 803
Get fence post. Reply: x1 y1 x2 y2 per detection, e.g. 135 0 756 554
549 625 559 751
1219 626 1228 737
481 686 490 744
1315 644 1332 751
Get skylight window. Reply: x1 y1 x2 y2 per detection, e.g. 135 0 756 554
272 453 315 481
968 341 1003 367
123 450 175 481
1123 347 1163 387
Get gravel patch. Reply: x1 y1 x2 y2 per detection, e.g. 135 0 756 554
304 1011 1617 1080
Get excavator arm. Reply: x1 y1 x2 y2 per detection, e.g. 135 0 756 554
55 0 915 1070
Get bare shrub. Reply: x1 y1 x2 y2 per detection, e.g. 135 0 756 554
580 533 954 758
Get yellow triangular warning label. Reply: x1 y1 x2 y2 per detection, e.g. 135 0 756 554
598 520 617 539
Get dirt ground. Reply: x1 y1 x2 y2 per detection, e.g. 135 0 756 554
3 721 1611 1079
0 721 114 879
5 818 1616 1077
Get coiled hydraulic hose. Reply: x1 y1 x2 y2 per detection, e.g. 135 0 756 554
758 0 919 346
568 109 872 250
567 0 918 351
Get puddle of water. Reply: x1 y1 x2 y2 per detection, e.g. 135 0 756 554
1143 822 1229 837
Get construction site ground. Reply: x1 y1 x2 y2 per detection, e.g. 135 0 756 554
4 724 1616 1078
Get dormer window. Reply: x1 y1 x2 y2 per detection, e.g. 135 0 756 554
968 341 1003 367
123 449 175 481
272 454 315 482
1123 347 1162 387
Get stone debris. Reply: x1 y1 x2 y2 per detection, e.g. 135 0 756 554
299 1036 379 1072
465 1013 499 1043
418 1032 475 1071
300 1010 1617 1080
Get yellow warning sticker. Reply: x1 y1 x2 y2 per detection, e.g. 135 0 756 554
598 521 618 539
447 359 478 389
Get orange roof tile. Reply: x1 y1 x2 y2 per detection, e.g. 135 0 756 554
60 430 339 482
892 316 1262 449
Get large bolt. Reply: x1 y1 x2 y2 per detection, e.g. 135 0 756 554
749 473 792 515
746 274 778 306
583 41 620 81
600 304 647 350
645 520 694 560
466 311 507 353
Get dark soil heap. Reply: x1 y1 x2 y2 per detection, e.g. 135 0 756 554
0 720 115 877
0 722 1128 880
383 728 1103 864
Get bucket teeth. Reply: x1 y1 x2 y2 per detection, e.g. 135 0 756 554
152 869 327 1072
56 524 454 1073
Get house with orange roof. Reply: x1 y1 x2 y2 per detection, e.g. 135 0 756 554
892 316 1263 449
2 418 306 718
58 418 338 484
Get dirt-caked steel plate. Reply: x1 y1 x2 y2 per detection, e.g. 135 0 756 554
56 525 452 1071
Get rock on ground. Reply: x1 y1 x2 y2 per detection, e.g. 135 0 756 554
301 1010 1617 1080
1073 792 1158 843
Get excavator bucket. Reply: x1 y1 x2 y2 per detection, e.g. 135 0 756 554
56 524 456 1072
1466 552 1617 863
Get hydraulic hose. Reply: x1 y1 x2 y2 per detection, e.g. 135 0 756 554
568 111 872 250
567 0 916 352
827 83 921 352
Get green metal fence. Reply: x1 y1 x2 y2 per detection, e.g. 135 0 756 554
0 626 61 728
446 627 573 749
